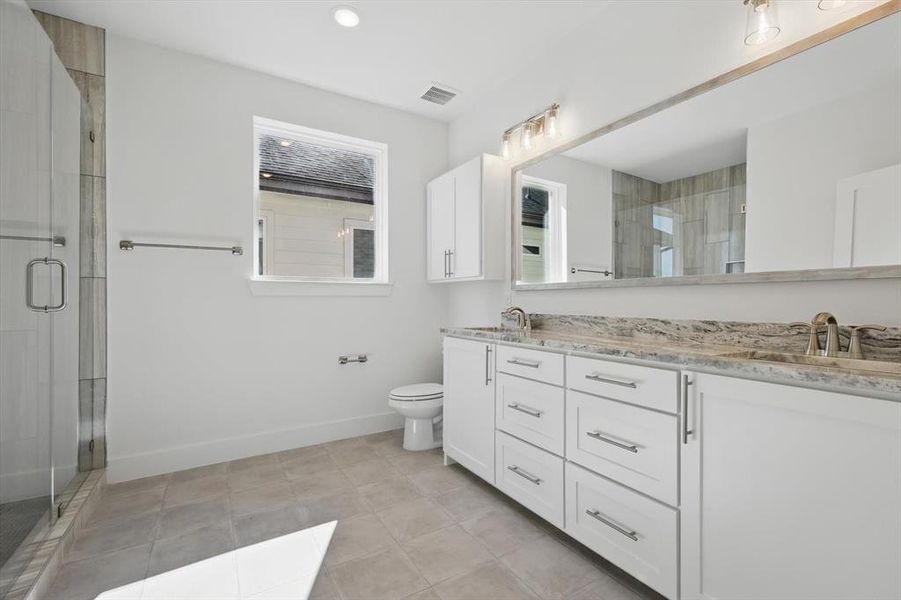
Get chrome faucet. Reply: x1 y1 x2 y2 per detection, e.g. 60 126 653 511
502 306 531 333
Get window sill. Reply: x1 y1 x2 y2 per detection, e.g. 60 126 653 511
248 278 394 297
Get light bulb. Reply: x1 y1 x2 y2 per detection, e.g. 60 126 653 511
332 7 360 28
744 0 780 46
279 140 292 147
546 106 559 139
521 122 534 151
501 132 512 160
261 172 272 178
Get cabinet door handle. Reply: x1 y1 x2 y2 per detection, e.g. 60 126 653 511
682 374 693 445
444 250 449 278
448 250 454 277
585 509 639 541
585 374 638 389
507 403 542 418
586 430 638 453
485 346 492 386
507 465 541 485
507 358 540 368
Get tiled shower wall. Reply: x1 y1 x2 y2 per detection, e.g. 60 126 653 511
613 164 746 279
33 11 107 470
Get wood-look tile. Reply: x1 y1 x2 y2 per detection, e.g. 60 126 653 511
77 379 93 471
90 377 107 469
33 11 104 75
78 277 105 380
78 175 105 277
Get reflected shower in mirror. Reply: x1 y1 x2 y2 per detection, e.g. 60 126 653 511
515 12 901 287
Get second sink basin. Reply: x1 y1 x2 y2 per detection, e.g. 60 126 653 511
719 350 901 375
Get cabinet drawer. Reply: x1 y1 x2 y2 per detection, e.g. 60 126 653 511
496 345 564 386
566 390 678 505
496 374 564 455
565 463 677 599
495 431 564 528
567 356 678 413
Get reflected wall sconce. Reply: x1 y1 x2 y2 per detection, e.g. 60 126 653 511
743 0 781 46
501 103 560 160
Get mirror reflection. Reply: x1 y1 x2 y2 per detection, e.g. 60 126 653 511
516 14 901 286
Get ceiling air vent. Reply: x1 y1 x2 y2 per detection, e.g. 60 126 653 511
420 83 458 106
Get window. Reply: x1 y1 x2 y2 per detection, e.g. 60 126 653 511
519 175 567 283
252 117 388 284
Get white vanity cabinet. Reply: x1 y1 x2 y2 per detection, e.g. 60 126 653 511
681 372 901 600
442 336 496 483
427 154 505 282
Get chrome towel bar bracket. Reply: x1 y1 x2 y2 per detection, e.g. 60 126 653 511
120 240 243 255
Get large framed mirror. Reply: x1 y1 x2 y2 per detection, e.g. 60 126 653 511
513 6 901 290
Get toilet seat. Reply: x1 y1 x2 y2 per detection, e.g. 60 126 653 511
389 383 443 402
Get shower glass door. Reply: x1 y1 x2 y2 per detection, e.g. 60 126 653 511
0 0 80 592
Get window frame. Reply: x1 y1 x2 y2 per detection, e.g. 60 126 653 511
251 116 389 287
520 175 568 283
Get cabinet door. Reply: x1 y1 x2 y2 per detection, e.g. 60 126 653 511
427 172 455 281
681 372 901 600
443 337 495 483
450 157 482 279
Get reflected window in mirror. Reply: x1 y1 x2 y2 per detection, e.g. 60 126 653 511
520 176 567 284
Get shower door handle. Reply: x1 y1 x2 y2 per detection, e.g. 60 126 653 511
26 258 67 313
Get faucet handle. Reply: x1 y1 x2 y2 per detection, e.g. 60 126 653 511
847 325 887 360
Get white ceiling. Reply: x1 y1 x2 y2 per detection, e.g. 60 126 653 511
562 13 901 182
26 0 609 121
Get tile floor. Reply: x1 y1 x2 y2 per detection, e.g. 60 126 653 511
45 430 664 600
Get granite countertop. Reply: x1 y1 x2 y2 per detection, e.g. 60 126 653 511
441 325 901 400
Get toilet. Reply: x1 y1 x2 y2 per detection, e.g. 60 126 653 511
388 383 443 451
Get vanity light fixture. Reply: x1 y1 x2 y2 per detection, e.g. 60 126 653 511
817 0 847 9
332 6 360 28
500 103 561 160
743 0 781 46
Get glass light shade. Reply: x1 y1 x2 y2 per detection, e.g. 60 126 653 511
521 122 534 151
546 107 559 139
744 0 781 46
817 0 846 9
501 133 512 160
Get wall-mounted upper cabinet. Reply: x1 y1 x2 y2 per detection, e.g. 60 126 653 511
427 154 505 282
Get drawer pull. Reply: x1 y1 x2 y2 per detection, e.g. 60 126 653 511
585 374 638 389
507 402 543 418
507 358 541 368
507 465 542 485
586 430 639 453
585 509 639 541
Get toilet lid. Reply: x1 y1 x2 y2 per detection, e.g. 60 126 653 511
389 383 443 401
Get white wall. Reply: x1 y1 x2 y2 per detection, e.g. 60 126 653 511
446 3 901 328
523 155 612 281
106 35 448 482
745 81 901 272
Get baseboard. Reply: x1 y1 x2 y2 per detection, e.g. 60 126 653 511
106 411 404 483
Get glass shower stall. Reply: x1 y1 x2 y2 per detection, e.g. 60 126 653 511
0 0 83 593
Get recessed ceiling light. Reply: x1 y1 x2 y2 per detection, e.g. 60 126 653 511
332 6 360 28
279 139 292 147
